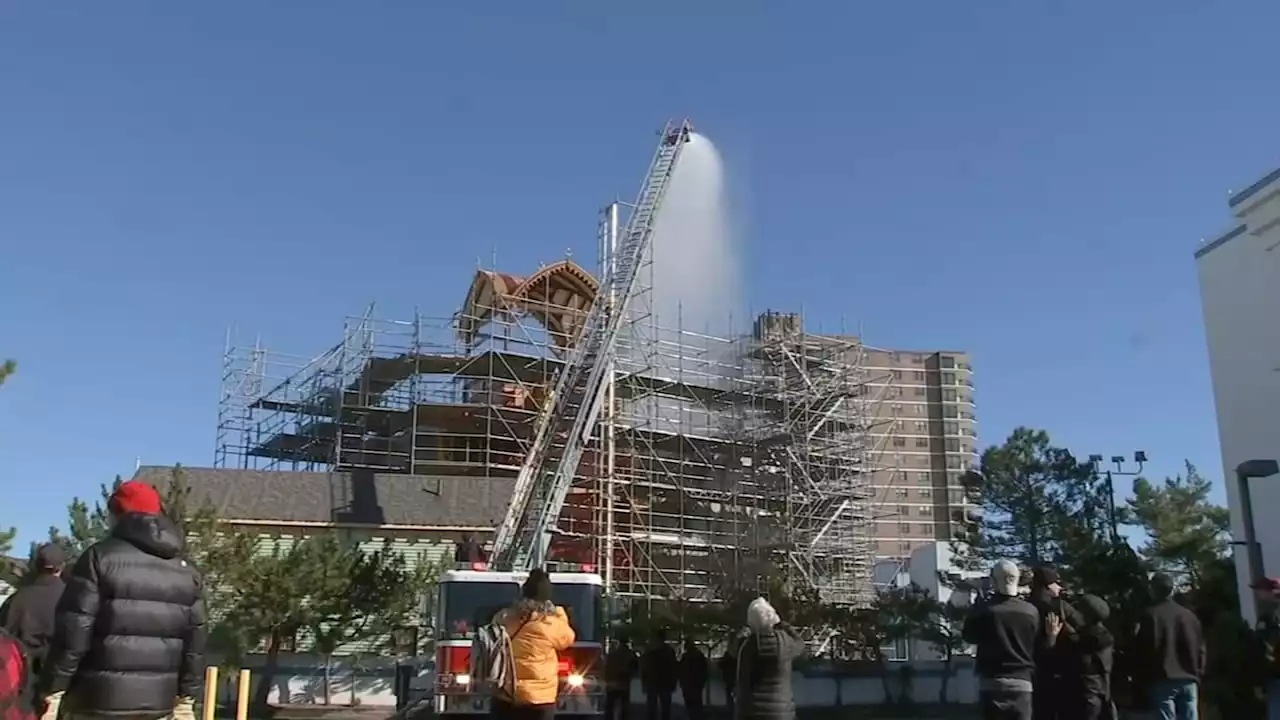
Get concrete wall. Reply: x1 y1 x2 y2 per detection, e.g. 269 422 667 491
210 655 983 708
1197 168 1280 625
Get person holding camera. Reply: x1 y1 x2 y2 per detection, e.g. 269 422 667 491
959 559 1040 720
1029 566 1088 720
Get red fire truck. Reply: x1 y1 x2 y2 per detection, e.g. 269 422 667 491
433 563 606 718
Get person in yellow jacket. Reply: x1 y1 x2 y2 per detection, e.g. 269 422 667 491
493 568 576 720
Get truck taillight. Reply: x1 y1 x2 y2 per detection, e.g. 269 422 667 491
438 646 470 674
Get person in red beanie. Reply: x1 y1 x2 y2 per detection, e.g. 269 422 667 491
36 481 206 720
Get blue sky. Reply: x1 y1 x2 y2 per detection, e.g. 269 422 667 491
2 2 1277 547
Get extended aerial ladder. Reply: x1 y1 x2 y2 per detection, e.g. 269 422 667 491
489 119 694 571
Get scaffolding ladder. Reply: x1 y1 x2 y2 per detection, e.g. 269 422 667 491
490 119 694 571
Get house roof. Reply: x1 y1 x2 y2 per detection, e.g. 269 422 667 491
132 466 515 530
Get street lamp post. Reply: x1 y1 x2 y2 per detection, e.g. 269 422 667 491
1087 451 1147 542
1235 458 1280 589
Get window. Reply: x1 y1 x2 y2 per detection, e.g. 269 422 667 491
947 456 963 469
913 421 927 432
549 583 604 642
390 627 420 656
892 403 902 415
897 505 910 517
948 472 962 485
920 488 933 498
910 354 923 364
917 472 931 484
942 372 956 385
890 387 902 398
915 438 930 448
892 420 903 430
949 490 964 504
914 387 926 397
891 370 902 380
893 437 906 447
895 489 909 500
441 581 521 638
943 389 957 402
944 421 958 436
899 523 912 535
899 542 912 553
943 405 958 418
267 630 298 653
945 439 960 452
917 506 932 517
912 371 924 381
941 356 956 369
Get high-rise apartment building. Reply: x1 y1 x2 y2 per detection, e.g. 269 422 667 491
864 347 979 560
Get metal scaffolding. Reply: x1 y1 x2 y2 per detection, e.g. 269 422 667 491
214 128 887 608
215 295 884 606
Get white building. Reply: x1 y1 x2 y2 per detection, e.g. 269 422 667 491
904 542 984 660
1196 165 1280 625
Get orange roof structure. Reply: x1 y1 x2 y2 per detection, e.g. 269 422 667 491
456 259 599 353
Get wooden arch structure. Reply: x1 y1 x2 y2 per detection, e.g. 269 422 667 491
455 259 600 354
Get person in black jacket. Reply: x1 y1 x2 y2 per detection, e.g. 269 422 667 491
960 559 1039 720
0 545 66 677
0 544 66 717
603 635 637 720
1134 573 1204 720
678 640 708 720
734 597 804 720
36 480 206 720
640 630 677 720
1053 594 1115 720
1027 566 1087 720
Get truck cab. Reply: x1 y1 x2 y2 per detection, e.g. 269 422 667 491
433 563 606 718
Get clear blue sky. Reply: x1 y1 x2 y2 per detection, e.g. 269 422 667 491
2 2 1277 547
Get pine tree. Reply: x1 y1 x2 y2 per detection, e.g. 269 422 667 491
0 527 19 585
953 427 1105 571
0 359 14 387
1128 461 1230 586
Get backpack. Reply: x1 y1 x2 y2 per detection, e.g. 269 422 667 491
470 621 516 698
0 629 35 720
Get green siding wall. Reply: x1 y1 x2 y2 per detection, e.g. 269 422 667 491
202 527 455 656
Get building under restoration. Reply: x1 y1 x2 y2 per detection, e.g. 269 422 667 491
208 258 976 606
200 122 977 607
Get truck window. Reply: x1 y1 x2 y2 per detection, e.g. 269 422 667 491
441 581 520 639
551 583 602 642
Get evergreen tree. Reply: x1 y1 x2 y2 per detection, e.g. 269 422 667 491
1127 461 1230 586
0 527 19 585
953 427 1107 572
207 531 439 708
0 359 14 387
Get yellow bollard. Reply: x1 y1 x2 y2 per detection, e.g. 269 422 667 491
236 669 251 720
202 667 218 720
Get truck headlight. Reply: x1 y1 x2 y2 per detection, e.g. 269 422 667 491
566 673 584 688
455 673 471 686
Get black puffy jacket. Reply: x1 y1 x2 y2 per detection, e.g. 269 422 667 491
734 625 804 720
38 513 206 718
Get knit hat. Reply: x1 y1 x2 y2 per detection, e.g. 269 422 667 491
109 480 163 516
522 568 552 602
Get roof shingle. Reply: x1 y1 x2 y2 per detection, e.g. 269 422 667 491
132 466 514 529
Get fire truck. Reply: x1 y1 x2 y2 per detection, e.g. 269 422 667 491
432 562 606 718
